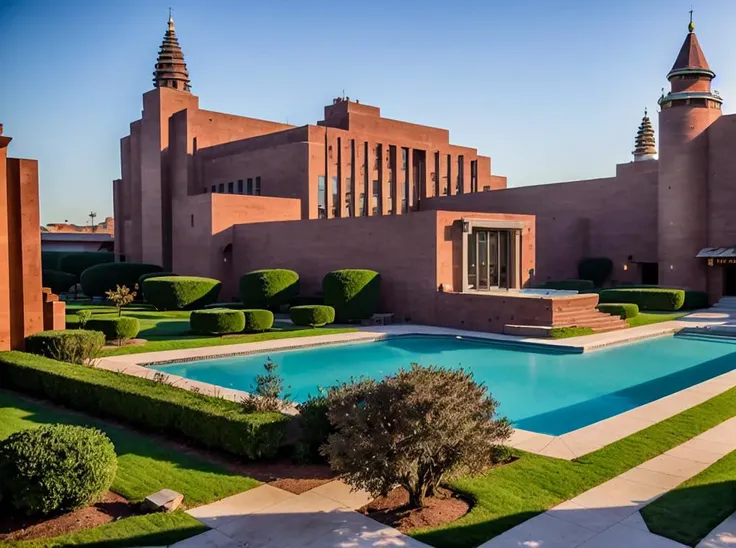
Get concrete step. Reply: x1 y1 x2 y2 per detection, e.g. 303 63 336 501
554 310 609 323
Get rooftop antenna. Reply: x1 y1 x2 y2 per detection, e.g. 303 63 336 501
89 211 97 231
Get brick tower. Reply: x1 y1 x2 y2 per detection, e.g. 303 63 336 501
657 14 722 289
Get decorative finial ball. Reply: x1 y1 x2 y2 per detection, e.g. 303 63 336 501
688 20 695 33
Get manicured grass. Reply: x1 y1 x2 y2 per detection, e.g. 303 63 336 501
549 326 595 339
0 389 259 505
64 303 356 356
642 450 736 546
13 512 206 547
627 311 687 328
412 386 736 548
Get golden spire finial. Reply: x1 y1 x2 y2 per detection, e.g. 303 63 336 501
688 8 695 33
168 7 174 30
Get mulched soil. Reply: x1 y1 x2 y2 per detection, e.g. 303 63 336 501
0 491 137 542
359 486 470 532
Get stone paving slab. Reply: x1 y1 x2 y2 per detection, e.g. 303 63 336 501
696 511 736 547
480 416 736 547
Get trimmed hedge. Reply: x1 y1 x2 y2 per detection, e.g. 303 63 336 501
599 288 686 311
240 269 300 309
0 351 288 459
80 262 163 297
578 257 613 288
42 251 67 271
0 425 116 515
543 279 595 291
323 269 381 322
243 309 274 333
139 271 176 301
684 290 710 310
58 252 115 280
42 269 77 294
143 276 222 311
290 305 335 327
25 330 105 364
86 317 140 342
549 326 595 339
190 309 245 335
597 303 640 319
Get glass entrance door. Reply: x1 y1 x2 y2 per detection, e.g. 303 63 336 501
469 229 512 291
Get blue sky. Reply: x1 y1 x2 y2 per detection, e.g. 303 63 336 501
2 0 736 224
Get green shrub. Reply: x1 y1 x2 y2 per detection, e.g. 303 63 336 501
241 358 292 413
42 269 77 294
239 269 300 309
0 351 289 459
143 276 222 310
86 317 140 343
190 309 245 335
599 288 686 311
0 424 116 515
58 252 115 280
322 364 511 508
80 262 163 297
542 279 595 291
42 251 67 271
25 330 105 365
243 309 274 333
289 305 335 327
295 390 331 463
549 326 595 339
139 271 176 299
597 303 640 319
578 257 614 288
684 290 710 310
323 269 381 322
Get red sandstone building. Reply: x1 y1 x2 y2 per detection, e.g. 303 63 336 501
114 14 736 332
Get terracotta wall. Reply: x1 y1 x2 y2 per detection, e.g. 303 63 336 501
422 161 658 286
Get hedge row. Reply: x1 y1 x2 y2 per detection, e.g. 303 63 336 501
240 269 300 309
80 263 163 297
143 276 221 310
190 309 246 335
323 269 380 322
0 351 288 459
290 305 335 327
597 303 640 319
598 288 685 311
86 317 140 341
42 269 77 294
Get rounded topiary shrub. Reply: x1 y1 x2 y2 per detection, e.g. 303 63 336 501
139 271 176 289
143 276 222 310
80 262 163 297
85 317 140 342
578 257 614 288
239 269 300 309
42 251 67 271
597 303 640 319
42 269 77 294
323 269 380 322
598 288 685 311
25 330 105 365
542 279 595 291
243 309 274 333
58 252 115 280
290 305 335 327
0 425 117 516
190 309 245 335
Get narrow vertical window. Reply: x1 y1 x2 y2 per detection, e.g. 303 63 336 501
247 178 253 195
331 176 339 218
227 181 234 194
471 160 478 192
402 147 410 212
318 175 326 218
211 184 216 193
255 176 261 195
237 179 244 194
218 183 224 193
457 156 464 194
446 154 451 195
372 179 380 215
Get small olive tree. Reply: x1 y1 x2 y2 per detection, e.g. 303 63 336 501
321 364 512 508
241 358 292 413
105 284 137 317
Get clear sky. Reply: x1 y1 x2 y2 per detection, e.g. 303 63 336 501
2 0 736 225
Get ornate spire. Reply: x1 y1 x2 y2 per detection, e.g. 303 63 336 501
152 10 191 92
668 12 711 78
633 108 657 161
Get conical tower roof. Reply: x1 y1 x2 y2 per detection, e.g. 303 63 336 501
667 13 713 79
152 11 191 92
633 109 656 161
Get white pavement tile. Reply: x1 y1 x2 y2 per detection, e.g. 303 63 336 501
697 511 736 547
570 477 665 511
308 480 374 510
665 444 729 465
619 511 651 533
617 467 687 490
187 485 296 528
547 499 632 533
577 523 687 548
638 454 711 479
301 510 428 547
478 512 598 548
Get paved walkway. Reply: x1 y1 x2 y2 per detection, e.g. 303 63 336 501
697 511 736 547
172 480 428 548
480 416 736 547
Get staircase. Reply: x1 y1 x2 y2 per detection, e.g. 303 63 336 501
712 296 736 313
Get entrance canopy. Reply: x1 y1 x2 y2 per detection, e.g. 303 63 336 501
697 247 736 258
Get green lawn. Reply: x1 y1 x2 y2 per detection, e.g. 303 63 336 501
64 303 356 356
628 311 687 328
0 389 259 505
412 386 736 548
642 450 736 546
12 512 206 547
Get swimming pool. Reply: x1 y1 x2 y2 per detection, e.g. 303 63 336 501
150 334 736 435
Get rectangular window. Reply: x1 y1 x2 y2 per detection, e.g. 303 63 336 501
317 175 326 219
211 184 216 193
218 183 225 193
227 181 234 194
237 179 244 194
434 152 440 196
468 229 514 291
471 160 478 192
345 178 352 216
255 176 261 196
331 176 339 218
372 179 380 215
247 178 253 195
446 154 452 195
402 147 410 212
401 148 408 171
375 146 381 170
457 155 464 194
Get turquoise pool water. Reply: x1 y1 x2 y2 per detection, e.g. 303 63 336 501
150 334 736 435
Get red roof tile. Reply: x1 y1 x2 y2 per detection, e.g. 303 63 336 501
671 32 710 72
